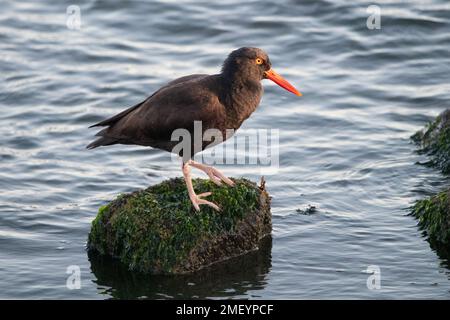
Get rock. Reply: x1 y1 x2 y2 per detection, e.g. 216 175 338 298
87 177 271 274
87 236 272 299
412 190 450 248
412 109 450 174
412 110 450 252
296 205 317 215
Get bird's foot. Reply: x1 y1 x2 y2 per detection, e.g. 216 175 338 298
189 192 220 212
189 161 235 187
182 160 224 212
205 167 235 187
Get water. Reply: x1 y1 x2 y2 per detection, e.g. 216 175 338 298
1 0 450 299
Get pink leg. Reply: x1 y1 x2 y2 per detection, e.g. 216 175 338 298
182 161 220 211
189 160 235 187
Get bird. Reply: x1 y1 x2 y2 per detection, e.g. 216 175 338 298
87 47 301 211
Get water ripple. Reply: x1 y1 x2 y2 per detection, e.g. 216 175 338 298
1 0 450 299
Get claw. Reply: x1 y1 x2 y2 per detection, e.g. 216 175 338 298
206 171 223 186
190 192 220 212
189 160 234 187
209 167 234 186
182 160 223 212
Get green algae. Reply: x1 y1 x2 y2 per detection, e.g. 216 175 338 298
412 110 450 174
411 109 450 251
412 190 450 247
87 177 271 274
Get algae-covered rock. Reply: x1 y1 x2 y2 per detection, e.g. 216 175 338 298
412 190 450 247
87 177 271 274
88 236 272 299
412 109 450 174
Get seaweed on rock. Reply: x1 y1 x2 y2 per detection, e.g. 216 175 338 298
88 177 271 274
412 190 450 247
412 109 450 174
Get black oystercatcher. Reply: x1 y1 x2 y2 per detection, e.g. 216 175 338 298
87 47 301 211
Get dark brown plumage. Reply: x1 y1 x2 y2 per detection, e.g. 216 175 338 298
87 47 301 211
88 48 269 153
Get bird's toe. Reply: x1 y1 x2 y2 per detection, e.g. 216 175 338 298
190 192 220 212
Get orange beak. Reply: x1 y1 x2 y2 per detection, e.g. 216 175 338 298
264 69 302 96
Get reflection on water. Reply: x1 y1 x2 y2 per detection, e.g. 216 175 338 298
89 236 272 299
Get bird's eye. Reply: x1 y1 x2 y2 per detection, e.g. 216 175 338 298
255 58 263 65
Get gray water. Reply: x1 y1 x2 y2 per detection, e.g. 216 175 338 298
1 0 450 299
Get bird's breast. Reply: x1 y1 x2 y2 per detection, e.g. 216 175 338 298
224 85 262 130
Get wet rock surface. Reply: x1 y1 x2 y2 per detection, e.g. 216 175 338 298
412 109 450 250
88 177 271 274
412 109 450 174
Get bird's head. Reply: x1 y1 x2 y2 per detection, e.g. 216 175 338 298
221 47 301 96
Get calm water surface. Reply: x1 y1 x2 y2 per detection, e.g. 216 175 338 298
1 0 450 299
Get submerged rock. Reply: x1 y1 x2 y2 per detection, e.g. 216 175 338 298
87 177 271 274
88 236 272 299
296 205 317 215
412 190 450 248
412 109 450 174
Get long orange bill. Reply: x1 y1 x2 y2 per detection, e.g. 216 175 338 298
264 69 302 96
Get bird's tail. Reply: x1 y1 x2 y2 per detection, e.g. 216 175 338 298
86 136 118 149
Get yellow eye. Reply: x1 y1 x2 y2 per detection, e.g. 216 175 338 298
255 58 263 65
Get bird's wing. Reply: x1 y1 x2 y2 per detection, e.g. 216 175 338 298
89 74 208 129
89 75 225 148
